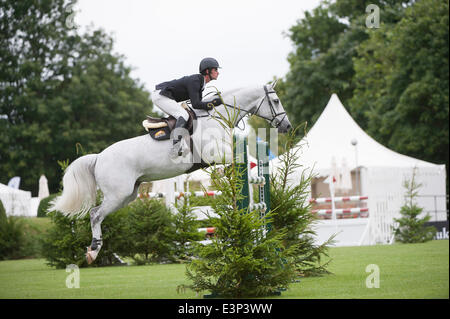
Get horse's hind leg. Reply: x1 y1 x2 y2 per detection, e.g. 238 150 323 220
86 205 101 263
86 183 140 264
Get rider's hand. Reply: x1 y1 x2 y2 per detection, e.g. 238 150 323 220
211 98 222 106
206 98 222 110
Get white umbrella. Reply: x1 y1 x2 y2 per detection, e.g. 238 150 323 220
331 157 341 189
339 157 353 194
38 175 50 199
7 176 21 189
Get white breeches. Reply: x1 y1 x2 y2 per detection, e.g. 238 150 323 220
151 89 189 121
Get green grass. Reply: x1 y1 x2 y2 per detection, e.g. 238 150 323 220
0 240 448 299
282 240 449 299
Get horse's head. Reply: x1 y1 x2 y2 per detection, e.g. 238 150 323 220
254 80 292 133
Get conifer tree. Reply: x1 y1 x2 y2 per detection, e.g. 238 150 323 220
270 125 334 276
126 198 176 264
181 109 298 297
393 168 436 243
183 161 298 298
173 197 205 262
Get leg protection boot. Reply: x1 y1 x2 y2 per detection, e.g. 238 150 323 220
170 117 188 157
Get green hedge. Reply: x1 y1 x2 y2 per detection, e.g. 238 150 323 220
40 197 203 268
0 192 216 265
0 200 6 223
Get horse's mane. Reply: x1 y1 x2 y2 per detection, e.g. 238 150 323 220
203 84 262 101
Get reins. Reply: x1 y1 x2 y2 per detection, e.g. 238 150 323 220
191 85 286 129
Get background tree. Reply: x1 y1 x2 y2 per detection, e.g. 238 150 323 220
279 0 448 187
350 0 449 180
0 0 155 194
281 0 411 131
282 1 352 128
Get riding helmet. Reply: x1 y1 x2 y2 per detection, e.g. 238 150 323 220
199 57 220 73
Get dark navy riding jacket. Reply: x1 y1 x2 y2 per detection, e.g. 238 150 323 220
155 74 210 110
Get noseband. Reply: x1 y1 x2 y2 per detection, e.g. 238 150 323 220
253 85 287 128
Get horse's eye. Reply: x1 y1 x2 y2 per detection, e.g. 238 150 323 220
273 99 279 104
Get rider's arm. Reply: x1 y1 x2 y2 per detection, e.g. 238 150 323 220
187 76 211 110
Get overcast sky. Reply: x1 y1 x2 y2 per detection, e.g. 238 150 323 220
74 0 323 93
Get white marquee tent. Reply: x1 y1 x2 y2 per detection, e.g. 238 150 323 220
0 183 33 217
271 94 447 246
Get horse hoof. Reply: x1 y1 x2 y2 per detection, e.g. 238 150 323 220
86 247 97 264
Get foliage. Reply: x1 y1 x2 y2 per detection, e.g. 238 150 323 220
39 196 201 267
350 0 449 176
40 211 91 268
37 194 57 217
270 125 334 276
182 133 298 298
173 198 205 262
282 0 411 131
282 0 448 187
0 215 26 260
188 193 216 207
18 217 52 258
39 157 204 268
40 207 129 268
393 168 436 243
0 200 51 259
124 198 176 265
0 200 6 223
0 0 155 195
281 1 359 130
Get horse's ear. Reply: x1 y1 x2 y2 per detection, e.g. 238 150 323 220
271 79 278 88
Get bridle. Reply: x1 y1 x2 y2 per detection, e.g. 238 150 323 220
253 85 288 128
198 85 287 129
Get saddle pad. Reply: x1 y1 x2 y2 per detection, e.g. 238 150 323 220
148 126 171 140
142 119 167 131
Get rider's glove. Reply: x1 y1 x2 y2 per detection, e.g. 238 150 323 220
206 98 222 110
211 98 222 106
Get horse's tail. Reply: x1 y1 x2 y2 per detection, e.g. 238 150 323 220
49 154 98 219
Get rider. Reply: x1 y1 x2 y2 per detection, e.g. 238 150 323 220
152 57 222 157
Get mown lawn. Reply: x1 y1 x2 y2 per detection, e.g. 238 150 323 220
0 240 448 299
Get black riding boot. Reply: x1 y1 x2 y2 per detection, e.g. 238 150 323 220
170 117 187 157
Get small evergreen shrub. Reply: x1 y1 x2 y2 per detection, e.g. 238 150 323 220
125 198 176 264
181 134 298 298
41 207 129 268
37 194 58 217
173 199 205 262
393 168 436 243
41 211 92 268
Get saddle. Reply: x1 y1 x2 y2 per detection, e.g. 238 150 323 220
142 102 197 141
